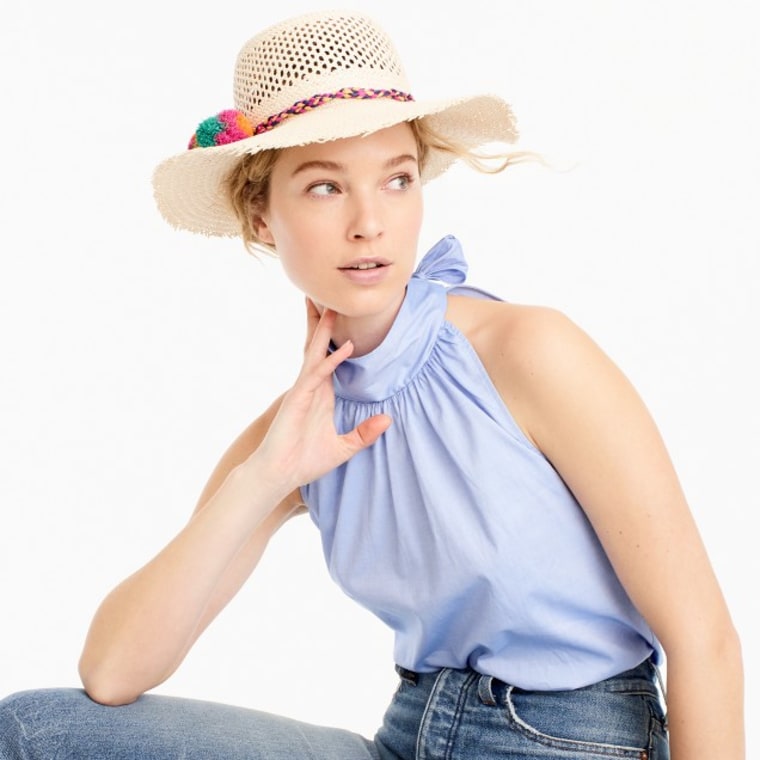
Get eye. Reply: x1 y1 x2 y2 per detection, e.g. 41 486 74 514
307 181 340 196
387 173 414 191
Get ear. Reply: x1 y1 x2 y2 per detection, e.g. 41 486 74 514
253 214 275 246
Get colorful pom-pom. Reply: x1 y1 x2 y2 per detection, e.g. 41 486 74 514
188 110 254 150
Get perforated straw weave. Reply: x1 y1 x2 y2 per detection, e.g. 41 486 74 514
234 13 407 118
152 10 519 238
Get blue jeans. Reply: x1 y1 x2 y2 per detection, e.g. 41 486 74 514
0 659 668 759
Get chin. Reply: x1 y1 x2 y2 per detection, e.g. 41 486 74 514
335 290 407 318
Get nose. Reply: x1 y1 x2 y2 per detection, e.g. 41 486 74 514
347 191 383 241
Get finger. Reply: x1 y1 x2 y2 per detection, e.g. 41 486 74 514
303 297 321 352
303 308 338 366
298 338 353 392
340 414 392 455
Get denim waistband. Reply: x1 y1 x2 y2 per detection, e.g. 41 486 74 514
394 656 662 700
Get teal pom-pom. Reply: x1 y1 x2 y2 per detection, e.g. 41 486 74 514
192 116 225 148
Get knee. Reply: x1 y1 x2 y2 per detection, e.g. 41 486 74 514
0 688 89 758
0 691 35 756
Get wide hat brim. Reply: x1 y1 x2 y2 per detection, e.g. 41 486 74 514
152 93 518 238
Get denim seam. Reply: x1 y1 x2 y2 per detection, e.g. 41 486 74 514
504 685 649 758
416 669 479 760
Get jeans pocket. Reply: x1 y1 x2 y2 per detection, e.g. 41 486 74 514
503 684 659 758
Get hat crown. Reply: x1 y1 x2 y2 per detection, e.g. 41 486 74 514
233 11 410 123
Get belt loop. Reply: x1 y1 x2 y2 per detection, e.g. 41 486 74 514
477 674 497 706
395 664 419 686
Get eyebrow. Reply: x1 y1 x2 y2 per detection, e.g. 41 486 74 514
290 154 418 177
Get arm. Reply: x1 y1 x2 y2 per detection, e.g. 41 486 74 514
79 302 391 706
78 394 296 707
468 301 744 760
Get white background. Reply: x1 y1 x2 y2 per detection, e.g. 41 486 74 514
1 0 757 753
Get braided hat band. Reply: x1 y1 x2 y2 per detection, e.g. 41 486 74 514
251 88 414 135
153 10 518 238
189 89 414 149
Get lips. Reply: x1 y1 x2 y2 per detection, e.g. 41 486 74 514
346 262 382 270
338 257 393 284
338 257 391 271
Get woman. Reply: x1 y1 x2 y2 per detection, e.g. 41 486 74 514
0 9 743 759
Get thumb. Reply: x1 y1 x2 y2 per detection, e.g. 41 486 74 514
340 414 392 456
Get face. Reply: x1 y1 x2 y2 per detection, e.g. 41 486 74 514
256 123 423 328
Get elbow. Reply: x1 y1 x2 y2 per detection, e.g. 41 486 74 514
662 611 744 674
704 615 743 669
81 681 141 708
720 620 744 675
80 674 142 707
78 629 184 706
78 656 143 707
84 685 140 708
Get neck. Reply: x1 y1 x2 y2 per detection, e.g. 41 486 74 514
331 290 406 357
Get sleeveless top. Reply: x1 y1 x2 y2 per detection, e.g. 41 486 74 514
302 235 662 690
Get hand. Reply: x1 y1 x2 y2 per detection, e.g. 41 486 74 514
255 298 391 491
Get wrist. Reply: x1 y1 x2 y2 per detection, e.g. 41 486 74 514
232 449 297 507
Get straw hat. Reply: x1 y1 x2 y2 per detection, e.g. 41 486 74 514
152 9 518 237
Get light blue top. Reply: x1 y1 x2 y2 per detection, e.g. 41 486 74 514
303 235 662 690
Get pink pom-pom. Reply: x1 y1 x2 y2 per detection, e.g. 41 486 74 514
188 109 254 150
214 110 254 145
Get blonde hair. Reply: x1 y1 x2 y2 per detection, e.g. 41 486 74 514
225 119 536 256
225 148 281 257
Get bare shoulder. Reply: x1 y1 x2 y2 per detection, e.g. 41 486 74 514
446 294 628 448
447 293 591 359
